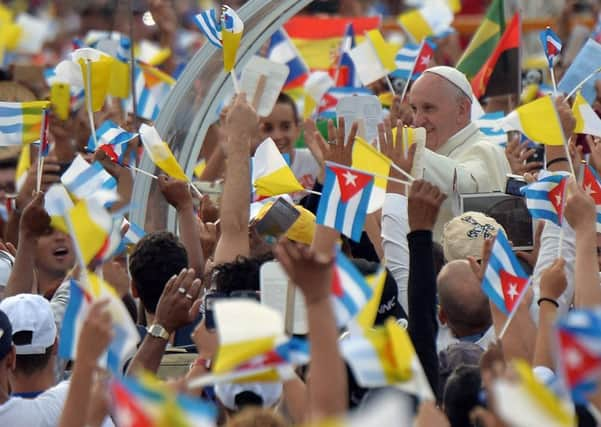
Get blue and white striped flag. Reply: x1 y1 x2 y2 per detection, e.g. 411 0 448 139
61 155 117 202
193 9 222 48
393 43 421 81
60 275 139 374
476 111 508 146
521 172 569 225
123 218 146 246
331 250 373 328
88 120 137 164
481 230 530 315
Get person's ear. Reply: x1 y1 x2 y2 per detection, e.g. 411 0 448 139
50 338 58 355
438 306 447 325
6 346 16 371
130 280 138 298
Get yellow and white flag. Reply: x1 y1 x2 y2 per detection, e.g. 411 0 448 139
72 48 114 112
573 91 601 138
352 137 391 213
397 1 454 43
252 138 303 197
139 124 188 181
221 6 244 72
501 96 565 146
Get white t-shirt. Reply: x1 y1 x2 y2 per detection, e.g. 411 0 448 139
0 381 115 427
0 381 69 427
290 148 320 202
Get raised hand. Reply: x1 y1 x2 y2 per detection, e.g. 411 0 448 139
564 177 596 233
77 299 113 366
158 175 193 211
19 192 51 238
407 180 447 232
378 119 416 176
274 238 335 305
539 258 567 302
223 93 259 154
154 268 202 334
504 135 543 175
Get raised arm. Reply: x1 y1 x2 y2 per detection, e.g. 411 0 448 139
213 94 257 265
274 239 345 421
5 192 50 297
158 175 204 277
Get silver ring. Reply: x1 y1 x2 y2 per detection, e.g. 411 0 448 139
178 287 186 295
326 139 336 145
185 293 194 300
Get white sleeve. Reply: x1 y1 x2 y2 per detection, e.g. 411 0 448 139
421 149 480 194
381 193 410 314
50 280 70 335
530 221 576 321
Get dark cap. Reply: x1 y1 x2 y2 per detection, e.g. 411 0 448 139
0 309 13 360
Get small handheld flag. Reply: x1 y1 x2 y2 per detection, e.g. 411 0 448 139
0 100 50 146
481 230 530 317
539 27 562 94
316 162 374 242
582 165 601 233
88 120 138 164
331 250 373 328
398 39 435 102
139 124 188 182
521 173 568 226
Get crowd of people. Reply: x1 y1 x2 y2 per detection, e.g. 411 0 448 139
1 0 601 426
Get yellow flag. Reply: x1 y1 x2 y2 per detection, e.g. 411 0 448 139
501 96 565 146
221 6 244 72
108 60 130 99
573 91 601 137
352 137 391 212
253 138 303 197
355 267 387 330
139 124 188 181
15 145 30 192
50 83 71 120
78 56 113 112
193 159 206 179
213 335 278 374
366 318 414 383
66 200 111 266
303 93 317 119
365 29 398 72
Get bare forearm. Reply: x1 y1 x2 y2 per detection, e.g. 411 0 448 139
4 212 20 246
306 298 347 419
178 205 204 276
5 237 36 297
199 147 226 181
126 335 168 375
283 376 309 425
214 143 250 264
58 361 95 427
490 302 535 362
574 227 601 307
533 304 557 369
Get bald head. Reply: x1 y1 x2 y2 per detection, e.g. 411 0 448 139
437 260 491 338
409 71 472 151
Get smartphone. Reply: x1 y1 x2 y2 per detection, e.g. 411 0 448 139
254 197 300 239
527 144 545 164
505 175 527 197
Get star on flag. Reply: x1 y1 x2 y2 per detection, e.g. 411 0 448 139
500 269 529 313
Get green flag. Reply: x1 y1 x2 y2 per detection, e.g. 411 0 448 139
456 0 506 79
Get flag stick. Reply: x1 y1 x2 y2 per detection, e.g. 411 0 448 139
304 189 322 196
587 403 601 425
399 78 410 104
399 40 423 103
124 164 158 179
390 163 416 182
550 66 558 97
84 60 98 148
563 140 576 176
230 70 241 94
128 0 138 124
385 75 396 96
189 182 204 199
498 278 532 340
566 67 601 99
36 109 50 192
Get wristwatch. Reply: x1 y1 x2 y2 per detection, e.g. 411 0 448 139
147 324 170 341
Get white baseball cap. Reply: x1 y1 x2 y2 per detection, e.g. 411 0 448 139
424 66 473 101
0 294 56 355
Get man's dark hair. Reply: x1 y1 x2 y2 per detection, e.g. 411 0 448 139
12 331 53 376
276 93 299 124
129 231 188 314
212 253 274 294
443 365 482 427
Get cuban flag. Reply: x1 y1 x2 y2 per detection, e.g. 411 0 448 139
556 308 601 403
88 120 138 164
316 162 374 242
521 173 568 225
582 165 601 233
392 39 436 82
482 230 530 315
334 23 360 88
59 276 139 374
317 86 373 119
476 111 508 146
331 250 373 328
540 26 562 68
267 29 309 89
